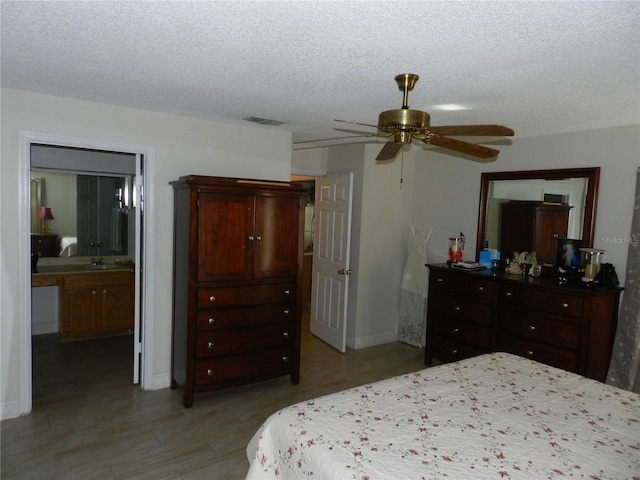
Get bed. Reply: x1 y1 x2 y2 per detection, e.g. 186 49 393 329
246 352 640 479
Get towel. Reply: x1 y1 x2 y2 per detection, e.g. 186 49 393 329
110 207 123 253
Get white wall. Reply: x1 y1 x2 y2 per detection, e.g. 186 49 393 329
411 124 640 287
1 88 293 419
324 143 416 348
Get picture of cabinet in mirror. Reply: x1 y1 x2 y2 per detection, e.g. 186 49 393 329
580 248 605 282
556 238 582 268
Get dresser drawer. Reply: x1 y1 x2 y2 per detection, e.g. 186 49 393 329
432 312 493 348
431 292 493 327
197 283 295 308
194 346 293 387
430 334 488 363
430 270 496 300
500 284 584 318
196 304 295 331
496 333 577 372
195 321 295 357
498 307 580 350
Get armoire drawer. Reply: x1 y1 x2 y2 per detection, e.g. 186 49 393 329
432 312 492 348
430 334 489 363
496 333 577 372
197 283 296 308
431 271 496 300
195 321 295 357
431 292 493 326
194 346 294 387
196 304 295 331
498 308 580 350
500 284 584 318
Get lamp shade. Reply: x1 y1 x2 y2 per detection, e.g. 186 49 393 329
38 206 55 220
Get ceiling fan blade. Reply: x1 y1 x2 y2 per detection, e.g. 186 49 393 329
334 119 381 130
429 125 514 137
427 136 500 158
334 127 388 137
293 135 377 145
376 141 404 161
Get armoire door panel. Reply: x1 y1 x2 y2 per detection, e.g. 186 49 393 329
197 192 253 282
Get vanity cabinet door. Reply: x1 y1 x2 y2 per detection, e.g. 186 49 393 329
61 285 100 336
60 271 134 341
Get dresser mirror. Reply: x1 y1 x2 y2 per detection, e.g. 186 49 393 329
475 167 600 262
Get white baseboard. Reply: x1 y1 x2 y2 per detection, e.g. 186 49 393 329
0 399 23 420
347 331 400 350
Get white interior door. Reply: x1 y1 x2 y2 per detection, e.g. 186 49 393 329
132 154 143 384
310 172 353 352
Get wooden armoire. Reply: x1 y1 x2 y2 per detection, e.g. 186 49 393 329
500 200 572 265
170 175 306 408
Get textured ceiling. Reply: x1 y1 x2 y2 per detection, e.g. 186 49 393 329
2 1 639 148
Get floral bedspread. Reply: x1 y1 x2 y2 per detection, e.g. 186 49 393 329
246 352 640 479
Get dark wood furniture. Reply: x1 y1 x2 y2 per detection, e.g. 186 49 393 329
31 234 59 257
170 175 306 408
425 264 621 382
500 201 572 265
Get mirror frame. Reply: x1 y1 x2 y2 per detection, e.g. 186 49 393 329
475 167 601 261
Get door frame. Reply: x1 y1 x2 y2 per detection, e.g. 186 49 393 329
17 131 156 415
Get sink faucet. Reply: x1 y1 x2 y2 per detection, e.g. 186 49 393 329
91 258 106 265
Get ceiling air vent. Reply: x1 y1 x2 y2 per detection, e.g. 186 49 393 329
243 116 287 126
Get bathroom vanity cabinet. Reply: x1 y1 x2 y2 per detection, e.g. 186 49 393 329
32 268 134 341
170 175 306 408
59 270 134 341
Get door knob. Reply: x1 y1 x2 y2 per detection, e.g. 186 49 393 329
338 269 352 275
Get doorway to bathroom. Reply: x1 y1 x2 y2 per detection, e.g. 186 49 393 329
18 131 155 415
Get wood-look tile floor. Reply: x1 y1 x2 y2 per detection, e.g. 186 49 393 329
1 313 427 479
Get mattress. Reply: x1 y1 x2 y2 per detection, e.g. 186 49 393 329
246 352 640 479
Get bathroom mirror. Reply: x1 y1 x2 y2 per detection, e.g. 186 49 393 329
30 170 134 257
475 167 600 261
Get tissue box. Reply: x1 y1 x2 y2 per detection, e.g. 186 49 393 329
479 249 500 268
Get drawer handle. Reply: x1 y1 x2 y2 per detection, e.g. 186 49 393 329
505 291 512 297
526 350 534 356
103 289 107 294
284 289 291 295
452 327 459 334
283 332 290 338
283 309 290 315
208 318 215 325
248 235 254 240
282 356 289 362
437 277 444 283
454 306 461 312
478 286 484 292
92 290 97 295
207 369 214 376
209 295 216 302
528 325 536 331
451 349 458 355
561 302 569 309
255 236 262 241
207 342 214 349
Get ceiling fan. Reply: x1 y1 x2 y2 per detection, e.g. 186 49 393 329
296 73 514 161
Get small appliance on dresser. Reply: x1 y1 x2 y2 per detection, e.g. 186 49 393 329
170 175 307 408
425 264 622 382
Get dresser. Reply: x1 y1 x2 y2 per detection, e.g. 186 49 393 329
425 264 621 382
31 234 59 257
500 201 572 265
171 175 306 408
